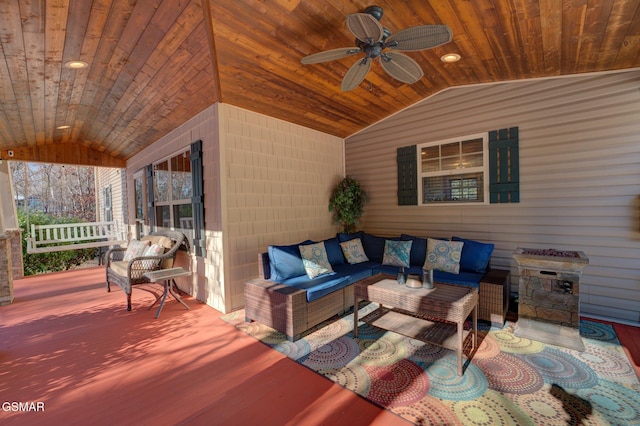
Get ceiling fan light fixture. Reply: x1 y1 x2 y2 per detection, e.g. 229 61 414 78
64 60 89 69
441 53 461 63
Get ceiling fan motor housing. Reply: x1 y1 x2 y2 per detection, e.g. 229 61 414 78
364 6 383 21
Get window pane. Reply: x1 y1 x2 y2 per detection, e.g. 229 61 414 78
154 160 169 203
171 151 192 201
174 203 193 229
441 155 460 171
441 142 459 157
155 205 171 228
461 138 483 154
422 173 484 203
421 146 440 172
462 152 483 168
134 177 144 219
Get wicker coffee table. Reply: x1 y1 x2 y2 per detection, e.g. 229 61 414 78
354 273 478 375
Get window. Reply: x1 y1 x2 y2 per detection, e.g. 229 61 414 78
417 133 488 204
102 185 112 222
153 150 193 235
133 171 146 239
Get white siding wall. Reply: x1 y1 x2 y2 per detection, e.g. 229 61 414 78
94 167 126 235
345 70 640 324
219 104 344 311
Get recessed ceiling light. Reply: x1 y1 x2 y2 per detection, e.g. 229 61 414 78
56 125 71 130
441 53 461 63
64 60 88 69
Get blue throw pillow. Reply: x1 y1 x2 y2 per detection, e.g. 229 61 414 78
268 240 313 281
323 237 345 265
401 234 427 267
452 236 494 273
362 233 388 262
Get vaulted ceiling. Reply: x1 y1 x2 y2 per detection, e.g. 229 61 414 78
1 0 639 167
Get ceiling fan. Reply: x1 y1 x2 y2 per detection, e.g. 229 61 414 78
301 6 453 91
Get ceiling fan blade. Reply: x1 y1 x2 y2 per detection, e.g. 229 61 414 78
341 58 371 91
346 13 383 43
301 47 362 64
380 52 424 84
386 25 452 51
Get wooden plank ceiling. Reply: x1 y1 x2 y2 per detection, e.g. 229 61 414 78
0 0 638 166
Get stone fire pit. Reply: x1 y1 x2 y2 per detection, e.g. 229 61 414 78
513 247 589 351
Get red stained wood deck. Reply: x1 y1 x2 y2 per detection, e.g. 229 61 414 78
1 267 408 426
1 268 638 425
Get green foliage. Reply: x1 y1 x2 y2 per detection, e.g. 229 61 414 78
328 176 369 233
17 210 98 276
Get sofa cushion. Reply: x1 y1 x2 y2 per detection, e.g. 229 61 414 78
423 238 464 274
340 238 369 264
268 240 313 281
123 239 151 262
323 237 345 265
299 242 334 279
382 239 412 267
433 270 484 289
452 236 494 273
337 231 364 243
373 264 423 277
401 234 427 267
332 261 378 282
362 233 386 262
280 273 352 302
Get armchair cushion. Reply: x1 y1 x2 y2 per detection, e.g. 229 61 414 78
123 240 150 262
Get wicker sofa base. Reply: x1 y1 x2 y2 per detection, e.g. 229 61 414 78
244 277 354 342
479 269 511 327
244 268 510 342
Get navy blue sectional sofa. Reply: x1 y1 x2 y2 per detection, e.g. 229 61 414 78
244 232 510 341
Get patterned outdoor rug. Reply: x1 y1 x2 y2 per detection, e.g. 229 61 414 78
222 303 640 425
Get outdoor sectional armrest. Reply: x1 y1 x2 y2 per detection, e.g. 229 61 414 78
244 277 309 340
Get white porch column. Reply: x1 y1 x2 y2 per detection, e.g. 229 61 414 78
0 160 19 305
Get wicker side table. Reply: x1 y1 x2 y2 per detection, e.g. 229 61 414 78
354 274 478 376
479 269 511 327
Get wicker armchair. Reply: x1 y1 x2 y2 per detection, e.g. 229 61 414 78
106 230 189 311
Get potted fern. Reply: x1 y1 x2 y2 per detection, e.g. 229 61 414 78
328 176 368 233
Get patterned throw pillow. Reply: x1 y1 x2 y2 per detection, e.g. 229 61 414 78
299 242 334 279
339 238 369 265
423 238 464 274
144 243 165 257
123 239 151 262
382 239 412 267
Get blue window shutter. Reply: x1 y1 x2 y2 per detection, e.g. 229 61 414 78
190 140 206 258
489 127 520 203
146 164 155 228
397 145 418 205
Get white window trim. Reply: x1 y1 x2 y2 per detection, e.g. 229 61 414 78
416 132 490 206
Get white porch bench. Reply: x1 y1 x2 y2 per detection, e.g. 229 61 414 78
26 221 126 254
